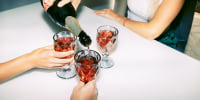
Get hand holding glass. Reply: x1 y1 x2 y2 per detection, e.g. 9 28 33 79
53 31 77 79
74 50 101 83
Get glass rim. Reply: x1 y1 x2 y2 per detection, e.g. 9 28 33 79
53 31 77 41
74 49 101 65
97 25 119 36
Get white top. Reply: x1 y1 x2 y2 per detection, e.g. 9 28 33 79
0 2 200 100
127 0 163 22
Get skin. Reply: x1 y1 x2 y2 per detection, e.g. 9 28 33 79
1 1 97 100
42 0 81 11
0 45 97 99
71 80 97 100
94 0 185 40
0 45 74 83
1 0 81 83
43 1 96 99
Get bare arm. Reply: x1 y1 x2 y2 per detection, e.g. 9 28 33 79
0 54 34 83
94 0 185 40
0 45 74 83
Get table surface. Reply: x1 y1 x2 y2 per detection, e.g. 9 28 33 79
0 2 200 100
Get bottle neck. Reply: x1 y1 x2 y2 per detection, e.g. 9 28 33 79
78 31 91 47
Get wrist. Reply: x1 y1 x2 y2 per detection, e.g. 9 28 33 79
23 53 36 69
122 17 128 26
116 15 127 26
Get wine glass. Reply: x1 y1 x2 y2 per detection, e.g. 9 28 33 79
97 25 118 68
53 31 77 79
74 49 101 83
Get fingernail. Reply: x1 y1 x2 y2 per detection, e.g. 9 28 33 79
58 2 62 7
44 0 48 3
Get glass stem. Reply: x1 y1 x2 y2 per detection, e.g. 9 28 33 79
102 49 109 58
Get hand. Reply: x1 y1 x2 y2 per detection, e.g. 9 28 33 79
42 0 81 11
94 9 128 25
71 80 97 100
27 45 74 69
94 9 119 21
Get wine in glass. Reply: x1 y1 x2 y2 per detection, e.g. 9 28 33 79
97 25 118 68
74 49 101 83
53 31 77 79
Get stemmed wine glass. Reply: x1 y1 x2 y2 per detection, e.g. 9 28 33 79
53 31 77 79
97 25 118 68
74 49 101 83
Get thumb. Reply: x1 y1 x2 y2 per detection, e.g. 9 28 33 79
74 81 85 90
85 80 96 88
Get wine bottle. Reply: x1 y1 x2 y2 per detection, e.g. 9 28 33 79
41 0 91 47
65 16 91 47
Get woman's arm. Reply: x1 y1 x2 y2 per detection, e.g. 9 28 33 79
94 0 185 40
0 54 34 83
0 45 74 83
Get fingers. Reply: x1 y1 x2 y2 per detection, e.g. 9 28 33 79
94 10 105 15
44 45 54 49
71 0 81 10
58 0 71 7
57 0 81 10
45 59 72 69
36 45 75 68
94 9 109 13
42 45 75 58
51 50 75 58
85 80 97 96
62 64 70 68
52 57 74 64
74 81 85 90
78 81 85 87
94 9 115 17
42 0 55 11
85 80 96 88
76 80 96 89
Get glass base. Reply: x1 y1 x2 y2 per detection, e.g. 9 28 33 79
56 67 76 79
100 57 114 69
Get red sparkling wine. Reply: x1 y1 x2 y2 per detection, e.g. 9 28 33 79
97 31 116 49
54 37 75 58
75 55 99 83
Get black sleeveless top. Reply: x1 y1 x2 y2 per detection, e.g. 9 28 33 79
156 0 197 52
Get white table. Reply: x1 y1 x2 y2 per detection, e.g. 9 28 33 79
0 2 200 100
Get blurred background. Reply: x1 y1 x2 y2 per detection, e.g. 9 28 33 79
0 0 38 12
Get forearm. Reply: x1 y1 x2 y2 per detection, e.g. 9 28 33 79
124 0 185 40
95 0 184 40
123 19 160 40
112 14 157 40
0 53 34 83
0 45 74 83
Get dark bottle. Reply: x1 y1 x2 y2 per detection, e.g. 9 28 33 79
41 0 91 47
